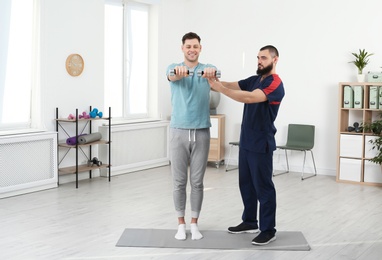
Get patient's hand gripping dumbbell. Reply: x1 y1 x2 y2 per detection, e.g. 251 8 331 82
169 69 194 77
197 70 221 78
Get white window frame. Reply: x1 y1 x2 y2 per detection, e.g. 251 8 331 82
104 0 159 121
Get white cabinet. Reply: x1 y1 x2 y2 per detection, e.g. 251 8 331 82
208 114 225 167
0 132 58 198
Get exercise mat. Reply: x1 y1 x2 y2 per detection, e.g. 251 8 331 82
78 132 102 144
66 134 87 145
116 228 311 251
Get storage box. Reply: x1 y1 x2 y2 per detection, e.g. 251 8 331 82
364 161 382 183
353 85 363 108
339 158 361 182
343 85 354 108
367 72 382 82
340 134 363 158
365 136 379 159
369 86 379 109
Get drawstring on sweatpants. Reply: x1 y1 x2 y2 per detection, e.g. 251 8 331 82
188 129 196 142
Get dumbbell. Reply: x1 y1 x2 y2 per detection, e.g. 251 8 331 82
87 157 102 167
347 122 362 133
169 69 194 77
89 108 103 118
197 70 221 78
79 111 90 119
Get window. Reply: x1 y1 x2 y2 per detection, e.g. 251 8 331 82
105 0 156 120
0 0 36 131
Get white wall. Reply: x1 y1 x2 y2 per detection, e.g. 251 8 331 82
38 0 382 178
39 0 104 182
158 0 382 176
40 0 104 129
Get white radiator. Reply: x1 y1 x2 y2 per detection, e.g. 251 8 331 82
99 120 170 176
0 131 58 198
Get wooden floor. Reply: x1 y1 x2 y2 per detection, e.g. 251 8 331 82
1 165 382 260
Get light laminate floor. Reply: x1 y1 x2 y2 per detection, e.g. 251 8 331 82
1 165 382 260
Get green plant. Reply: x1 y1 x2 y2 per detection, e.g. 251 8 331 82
349 49 374 74
362 113 382 165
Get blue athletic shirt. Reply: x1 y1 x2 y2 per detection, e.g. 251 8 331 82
238 74 285 153
167 62 216 129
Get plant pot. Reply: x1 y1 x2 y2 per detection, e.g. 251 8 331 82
357 74 366 82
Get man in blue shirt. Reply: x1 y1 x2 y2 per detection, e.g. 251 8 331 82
167 32 217 241
208 45 285 245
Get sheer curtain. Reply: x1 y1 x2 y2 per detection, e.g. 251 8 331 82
0 0 41 131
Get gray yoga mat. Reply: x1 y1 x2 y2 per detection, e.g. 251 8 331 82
116 228 311 251
78 132 102 144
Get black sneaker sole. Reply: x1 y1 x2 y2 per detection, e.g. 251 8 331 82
251 236 276 245
228 229 259 234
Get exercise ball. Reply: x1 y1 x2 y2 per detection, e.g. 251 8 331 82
210 91 221 115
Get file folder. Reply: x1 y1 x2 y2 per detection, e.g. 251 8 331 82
369 86 379 109
343 86 354 108
353 86 363 108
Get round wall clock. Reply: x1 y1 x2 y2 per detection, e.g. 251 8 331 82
66 54 84 76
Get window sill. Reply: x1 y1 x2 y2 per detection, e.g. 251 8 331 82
104 117 166 126
0 128 47 137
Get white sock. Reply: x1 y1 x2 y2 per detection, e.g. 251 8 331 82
190 223 203 240
175 224 186 240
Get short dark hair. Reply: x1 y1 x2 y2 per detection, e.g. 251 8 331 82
182 32 201 44
260 45 279 58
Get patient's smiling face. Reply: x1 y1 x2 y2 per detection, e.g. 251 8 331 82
182 38 202 64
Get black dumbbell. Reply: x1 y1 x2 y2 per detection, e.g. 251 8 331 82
169 69 194 77
197 70 221 78
87 157 102 167
347 122 362 133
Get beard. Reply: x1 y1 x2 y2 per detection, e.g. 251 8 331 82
257 63 273 75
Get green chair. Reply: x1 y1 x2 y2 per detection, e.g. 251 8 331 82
273 124 317 180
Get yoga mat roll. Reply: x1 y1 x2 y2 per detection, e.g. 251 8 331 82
66 134 87 145
78 132 102 144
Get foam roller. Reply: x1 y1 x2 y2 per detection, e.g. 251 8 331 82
66 134 87 145
78 132 102 144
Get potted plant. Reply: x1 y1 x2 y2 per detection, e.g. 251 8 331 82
362 113 382 165
349 49 373 82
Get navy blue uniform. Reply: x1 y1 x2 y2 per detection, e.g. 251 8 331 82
238 74 284 235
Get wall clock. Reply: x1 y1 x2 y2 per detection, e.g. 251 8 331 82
66 54 84 76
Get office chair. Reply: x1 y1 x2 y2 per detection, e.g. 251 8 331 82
273 124 317 180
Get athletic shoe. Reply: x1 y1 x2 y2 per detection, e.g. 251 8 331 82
228 222 259 234
251 232 276 245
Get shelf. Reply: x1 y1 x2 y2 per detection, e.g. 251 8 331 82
56 106 112 188
55 117 110 122
58 140 110 148
58 164 111 175
337 83 382 186
339 132 363 135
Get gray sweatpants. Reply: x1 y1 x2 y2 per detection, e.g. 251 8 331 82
170 128 210 219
